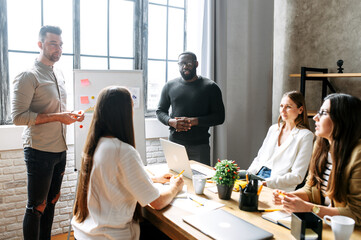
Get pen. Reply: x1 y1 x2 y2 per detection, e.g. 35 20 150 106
278 192 285 197
175 170 185 178
146 168 155 176
257 185 263 195
258 209 281 212
189 197 204 206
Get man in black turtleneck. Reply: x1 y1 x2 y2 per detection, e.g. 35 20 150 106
156 52 225 166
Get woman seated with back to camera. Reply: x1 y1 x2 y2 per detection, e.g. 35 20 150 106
247 91 314 192
273 93 361 225
71 86 184 239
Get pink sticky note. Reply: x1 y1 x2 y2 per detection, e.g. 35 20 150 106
80 96 89 104
81 79 90 86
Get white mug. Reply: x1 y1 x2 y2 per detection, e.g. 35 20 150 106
323 215 355 240
192 175 207 194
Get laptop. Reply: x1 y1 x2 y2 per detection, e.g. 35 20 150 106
160 139 215 179
183 209 273 240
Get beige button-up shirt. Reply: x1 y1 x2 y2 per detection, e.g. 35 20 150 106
11 59 67 153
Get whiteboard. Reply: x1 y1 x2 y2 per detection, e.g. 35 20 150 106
73 70 146 170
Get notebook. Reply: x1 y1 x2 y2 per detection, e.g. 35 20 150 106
183 209 273 240
261 210 292 229
160 139 215 179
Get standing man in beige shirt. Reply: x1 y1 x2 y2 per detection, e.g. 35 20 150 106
11 25 84 240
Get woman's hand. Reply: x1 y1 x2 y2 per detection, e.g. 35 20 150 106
272 189 286 205
281 193 312 213
170 175 184 193
152 173 173 184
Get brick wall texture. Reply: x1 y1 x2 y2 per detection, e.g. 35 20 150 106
0 138 165 239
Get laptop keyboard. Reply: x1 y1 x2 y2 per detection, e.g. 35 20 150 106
192 169 206 176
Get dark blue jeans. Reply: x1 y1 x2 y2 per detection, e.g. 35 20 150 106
23 147 66 240
184 144 210 166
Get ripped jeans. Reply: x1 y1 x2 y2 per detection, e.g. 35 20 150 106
23 147 66 240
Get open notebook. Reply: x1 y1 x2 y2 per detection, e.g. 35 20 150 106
261 210 292 229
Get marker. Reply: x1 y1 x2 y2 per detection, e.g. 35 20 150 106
258 209 281 212
257 185 263 195
246 173 249 184
175 170 184 178
278 192 286 197
189 197 204 206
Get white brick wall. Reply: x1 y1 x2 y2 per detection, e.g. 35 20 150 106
0 138 164 239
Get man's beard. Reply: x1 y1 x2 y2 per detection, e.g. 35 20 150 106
180 67 196 80
45 52 61 63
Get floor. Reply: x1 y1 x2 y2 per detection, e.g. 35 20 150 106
52 232 74 240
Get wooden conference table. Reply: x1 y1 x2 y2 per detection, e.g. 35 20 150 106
143 161 361 240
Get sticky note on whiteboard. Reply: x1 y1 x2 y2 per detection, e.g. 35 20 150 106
81 79 90 86
80 96 89 104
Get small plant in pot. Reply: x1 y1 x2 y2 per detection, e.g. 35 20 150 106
212 159 239 200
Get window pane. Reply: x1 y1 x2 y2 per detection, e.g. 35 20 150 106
149 0 167 4
147 60 166 110
148 5 167 59
109 0 134 58
169 0 184 8
55 55 74 110
7 0 41 51
80 57 108 70
167 61 179 81
80 0 107 56
43 0 73 54
8 52 38 106
168 8 184 59
110 58 134 70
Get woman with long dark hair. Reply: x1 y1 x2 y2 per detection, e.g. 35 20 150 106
247 91 314 191
273 93 361 225
71 86 184 239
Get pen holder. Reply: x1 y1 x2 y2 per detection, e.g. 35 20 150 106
239 180 258 212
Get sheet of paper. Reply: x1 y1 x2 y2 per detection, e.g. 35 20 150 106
207 186 218 194
153 183 187 198
170 194 225 214
128 87 140 109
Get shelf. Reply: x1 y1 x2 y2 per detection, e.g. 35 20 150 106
290 73 361 78
307 111 317 118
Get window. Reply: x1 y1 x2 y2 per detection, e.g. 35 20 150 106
147 0 186 111
0 0 191 124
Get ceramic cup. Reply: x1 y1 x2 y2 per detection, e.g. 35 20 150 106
324 215 355 240
192 175 207 194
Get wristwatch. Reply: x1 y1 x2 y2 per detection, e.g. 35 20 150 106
312 205 320 214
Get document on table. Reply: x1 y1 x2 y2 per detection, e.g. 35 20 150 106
170 194 225 214
153 183 188 198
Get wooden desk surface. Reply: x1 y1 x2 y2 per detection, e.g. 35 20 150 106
144 162 361 240
290 73 361 78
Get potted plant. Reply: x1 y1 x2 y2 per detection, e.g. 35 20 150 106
212 159 239 200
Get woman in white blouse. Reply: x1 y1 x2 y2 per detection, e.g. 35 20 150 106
247 91 314 192
71 86 184 240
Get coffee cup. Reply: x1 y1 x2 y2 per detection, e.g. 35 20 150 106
192 175 207 194
323 215 355 240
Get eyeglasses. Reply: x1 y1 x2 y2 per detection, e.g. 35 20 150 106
177 61 195 68
316 109 329 117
